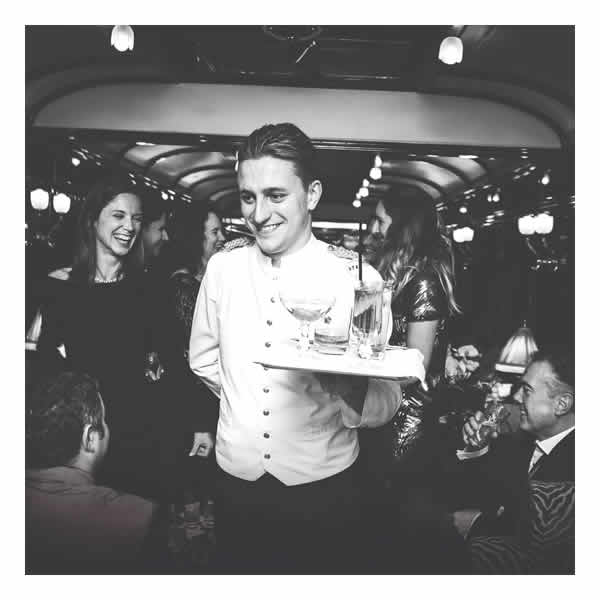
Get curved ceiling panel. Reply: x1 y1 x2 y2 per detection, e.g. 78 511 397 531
178 169 236 189
370 179 443 200
146 151 232 180
34 82 562 149
383 160 465 193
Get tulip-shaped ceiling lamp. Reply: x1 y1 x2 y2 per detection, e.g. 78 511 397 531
495 325 539 374
111 25 134 52
31 188 50 211
438 36 463 65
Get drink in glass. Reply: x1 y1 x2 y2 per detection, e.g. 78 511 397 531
369 280 394 360
352 281 383 359
279 295 336 352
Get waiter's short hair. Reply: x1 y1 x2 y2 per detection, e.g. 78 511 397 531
238 122 319 189
26 372 106 468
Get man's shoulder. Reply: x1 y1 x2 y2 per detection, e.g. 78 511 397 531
220 237 255 254
93 485 158 529
318 241 380 282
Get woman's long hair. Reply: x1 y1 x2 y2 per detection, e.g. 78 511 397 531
373 189 460 315
169 202 220 277
70 174 145 285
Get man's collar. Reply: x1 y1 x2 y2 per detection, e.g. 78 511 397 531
537 426 575 455
26 465 95 486
254 234 320 269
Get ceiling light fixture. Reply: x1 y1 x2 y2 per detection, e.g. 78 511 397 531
111 25 134 52
459 205 468 214
71 157 81 167
438 36 463 65
352 199 362 208
369 167 382 180
540 171 551 185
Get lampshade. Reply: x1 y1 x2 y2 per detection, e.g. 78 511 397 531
369 166 382 180
534 213 554 235
111 25 134 52
31 188 49 211
495 326 539 374
438 36 463 65
53 193 71 215
518 215 536 236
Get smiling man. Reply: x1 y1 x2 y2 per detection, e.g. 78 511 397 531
188 123 402 574
452 347 575 541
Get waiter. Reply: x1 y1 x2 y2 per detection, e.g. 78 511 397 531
189 122 403 573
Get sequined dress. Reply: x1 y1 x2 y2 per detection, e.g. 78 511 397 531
386 269 449 466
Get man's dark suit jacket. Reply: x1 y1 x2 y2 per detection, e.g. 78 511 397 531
449 428 575 537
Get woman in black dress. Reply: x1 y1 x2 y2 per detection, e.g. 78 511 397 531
158 203 225 504
37 175 161 497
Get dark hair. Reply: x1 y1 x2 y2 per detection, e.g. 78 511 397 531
70 173 145 285
142 188 169 225
530 346 575 394
170 202 221 274
373 189 460 315
238 122 319 189
26 372 105 468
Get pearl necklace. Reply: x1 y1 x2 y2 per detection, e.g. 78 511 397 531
94 271 123 284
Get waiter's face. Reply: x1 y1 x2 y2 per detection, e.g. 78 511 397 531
238 156 321 260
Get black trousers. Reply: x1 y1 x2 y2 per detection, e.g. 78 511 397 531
214 462 363 574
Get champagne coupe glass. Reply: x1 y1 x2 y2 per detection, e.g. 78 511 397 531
278 269 336 353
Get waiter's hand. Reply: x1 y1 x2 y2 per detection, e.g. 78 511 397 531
316 373 369 415
188 432 215 457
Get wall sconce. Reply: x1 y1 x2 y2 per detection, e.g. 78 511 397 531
111 25 135 52
452 226 474 243
518 213 554 236
438 36 463 65
30 188 50 211
53 192 71 215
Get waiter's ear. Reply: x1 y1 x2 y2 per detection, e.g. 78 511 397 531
306 180 322 212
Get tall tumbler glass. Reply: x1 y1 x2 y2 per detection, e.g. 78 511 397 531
352 280 383 359
369 280 394 360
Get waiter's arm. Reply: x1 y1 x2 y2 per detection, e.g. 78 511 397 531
318 374 402 428
189 257 221 398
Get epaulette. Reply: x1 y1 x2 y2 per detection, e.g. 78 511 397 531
48 266 72 281
219 237 255 253
326 244 359 261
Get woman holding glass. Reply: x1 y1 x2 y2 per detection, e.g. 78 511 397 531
36 174 160 497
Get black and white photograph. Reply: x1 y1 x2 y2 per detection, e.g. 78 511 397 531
18 13 586 587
